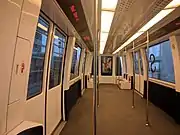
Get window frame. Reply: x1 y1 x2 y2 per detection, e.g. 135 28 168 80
27 14 52 100
82 51 87 74
134 51 140 74
70 44 82 80
48 26 67 90
116 55 122 76
124 55 127 74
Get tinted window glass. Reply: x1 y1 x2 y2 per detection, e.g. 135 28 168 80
82 52 86 74
139 52 144 75
70 45 81 79
134 52 139 74
116 56 122 76
91 57 99 76
148 40 175 83
49 29 66 89
124 55 127 73
27 16 49 99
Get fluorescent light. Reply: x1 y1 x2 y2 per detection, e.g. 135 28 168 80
54 35 59 39
100 0 118 54
165 0 180 9
138 9 174 32
73 47 78 50
100 32 109 42
100 42 106 54
101 11 114 32
100 32 109 54
113 31 144 54
102 0 118 11
113 0 179 54
38 23 48 31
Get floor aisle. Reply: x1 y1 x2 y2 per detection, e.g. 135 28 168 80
60 84 180 135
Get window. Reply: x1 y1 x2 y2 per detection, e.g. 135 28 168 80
133 52 139 74
82 52 86 74
139 52 144 75
49 29 66 89
124 55 127 73
27 16 49 99
91 57 99 76
70 44 82 79
116 56 122 76
147 40 175 83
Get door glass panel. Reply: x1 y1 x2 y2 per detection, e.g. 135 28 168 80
82 52 86 74
124 55 127 73
139 52 144 75
49 29 66 89
70 44 82 80
116 56 122 76
134 52 139 74
27 16 49 99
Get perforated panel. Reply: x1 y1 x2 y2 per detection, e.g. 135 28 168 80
104 0 173 54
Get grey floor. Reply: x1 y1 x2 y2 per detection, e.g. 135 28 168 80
60 84 180 135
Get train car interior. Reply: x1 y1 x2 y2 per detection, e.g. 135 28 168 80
1 0 180 135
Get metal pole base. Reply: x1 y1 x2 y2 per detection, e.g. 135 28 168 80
145 121 150 127
132 106 135 109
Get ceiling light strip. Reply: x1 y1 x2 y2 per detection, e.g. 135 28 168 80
113 0 180 54
100 0 118 54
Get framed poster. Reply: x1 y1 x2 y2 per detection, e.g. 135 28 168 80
101 56 113 76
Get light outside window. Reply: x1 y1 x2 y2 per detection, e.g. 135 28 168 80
49 29 66 89
70 44 82 80
148 40 175 83
134 52 139 74
27 16 49 99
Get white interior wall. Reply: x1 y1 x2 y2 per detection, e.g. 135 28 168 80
22 0 44 128
0 0 42 134
170 35 180 92
62 36 75 120
0 0 23 134
126 52 133 76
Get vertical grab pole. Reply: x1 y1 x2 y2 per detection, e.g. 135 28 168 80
97 30 100 108
132 42 135 109
93 0 98 134
118 52 120 84
93 39 98 135
146 31 150 126
118 52 121 84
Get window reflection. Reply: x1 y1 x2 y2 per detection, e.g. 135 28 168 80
82 52 86 74
124 55 127 73
139 52 144 75
116 56 122 76
148 40 175 83
70 45 82 80
134 52 139 74
49 29 66 89
27 16 49 99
